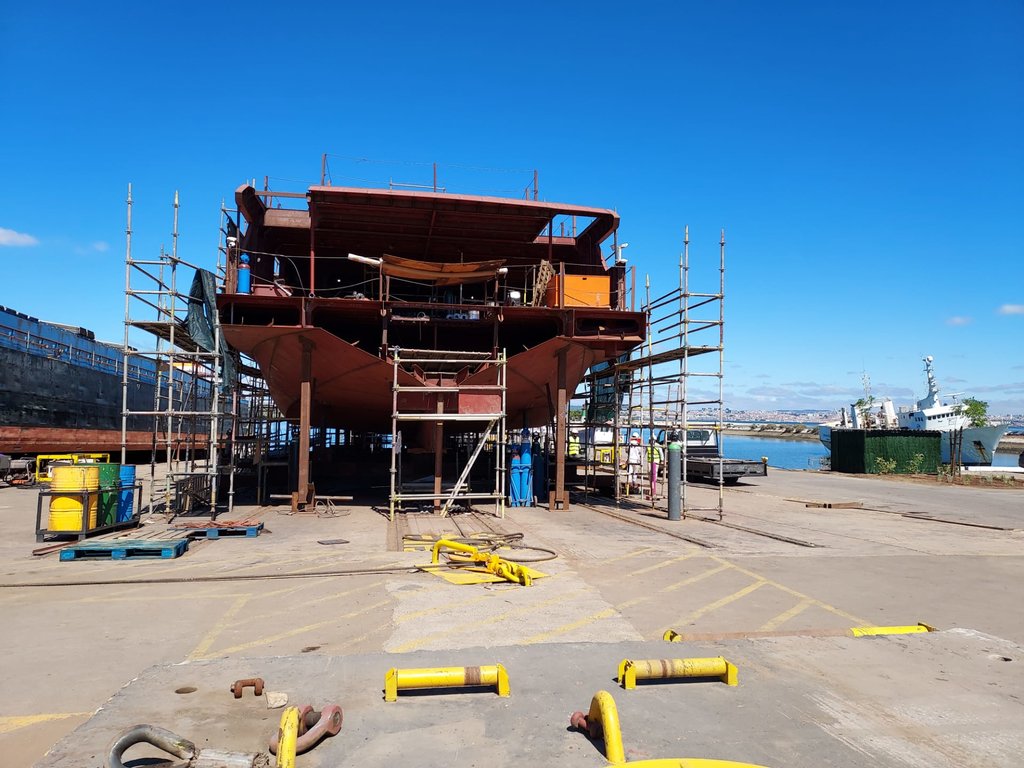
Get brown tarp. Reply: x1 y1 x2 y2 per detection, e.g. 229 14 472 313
381 254 506 287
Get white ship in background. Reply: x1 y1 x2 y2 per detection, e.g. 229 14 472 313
820 356 1008 467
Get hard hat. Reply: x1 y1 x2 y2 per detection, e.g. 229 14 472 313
631 432 640 438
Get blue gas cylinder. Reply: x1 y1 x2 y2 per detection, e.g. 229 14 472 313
518 430 533 506
509 452 522 506
237 253 252 294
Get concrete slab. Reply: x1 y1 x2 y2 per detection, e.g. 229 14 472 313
2 469 1023 766
39 629 1024 768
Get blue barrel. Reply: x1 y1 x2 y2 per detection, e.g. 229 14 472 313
117 464 137 522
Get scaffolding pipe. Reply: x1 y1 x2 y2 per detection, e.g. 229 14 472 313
120 184 133 466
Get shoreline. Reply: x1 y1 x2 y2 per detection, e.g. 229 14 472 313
722 424 1024 452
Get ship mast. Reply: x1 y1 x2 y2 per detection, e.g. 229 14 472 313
919 355 940 410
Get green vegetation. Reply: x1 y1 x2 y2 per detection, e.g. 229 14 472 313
874 456 898 474
906 453 925 474
962 398 989 427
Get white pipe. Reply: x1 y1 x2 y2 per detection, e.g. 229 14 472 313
347 253 383 267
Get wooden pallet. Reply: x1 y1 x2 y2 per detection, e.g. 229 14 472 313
171 522 264 539
59 538 189 561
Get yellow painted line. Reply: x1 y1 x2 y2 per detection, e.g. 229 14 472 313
188 594 252 660
299 579 388 608
394 588 589 653
234 580 387 623
623 552 699 578
617 564 732 611
711 556 869 625
0 712 92 734
759 598 813 632
213 599 392 657
396 573 563 624
603 546 657 565
78 592 249 605
671 579 767 627
521 607 618 644
397 590 502 624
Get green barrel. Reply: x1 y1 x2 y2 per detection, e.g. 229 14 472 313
96 463 121 527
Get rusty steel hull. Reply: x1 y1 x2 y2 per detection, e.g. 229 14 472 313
219 182 646 442
0 427 204 454
221 304 642 432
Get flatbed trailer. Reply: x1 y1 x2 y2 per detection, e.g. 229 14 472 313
684 455 767 484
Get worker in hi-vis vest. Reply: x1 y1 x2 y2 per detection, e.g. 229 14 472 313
568 430 581 458
647 438 663 497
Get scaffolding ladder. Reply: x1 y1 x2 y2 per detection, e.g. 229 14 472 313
119 185 237 518
388 348 507 521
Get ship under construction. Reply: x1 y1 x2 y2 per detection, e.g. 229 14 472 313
217 178 646 510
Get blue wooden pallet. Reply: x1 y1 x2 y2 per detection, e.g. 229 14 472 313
178 523 263 539
60 538 189 561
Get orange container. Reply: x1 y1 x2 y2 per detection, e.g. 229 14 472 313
544 275 611 308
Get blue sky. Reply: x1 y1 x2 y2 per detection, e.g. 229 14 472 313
2 2 1022 413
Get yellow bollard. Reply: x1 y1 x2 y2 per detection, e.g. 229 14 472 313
850 623 934 636
385 664 510 701
569 690 626 764
275 706 299 768
618 657 738 689
617 760 772 767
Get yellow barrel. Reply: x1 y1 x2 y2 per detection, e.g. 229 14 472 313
48 493 98 531
51 465 100 491
48 465 100 531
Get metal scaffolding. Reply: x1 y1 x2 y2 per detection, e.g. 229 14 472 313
574 227 727 518
388 348 507 520
119 185 237 517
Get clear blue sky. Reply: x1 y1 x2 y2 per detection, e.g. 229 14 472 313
2 2 1022 413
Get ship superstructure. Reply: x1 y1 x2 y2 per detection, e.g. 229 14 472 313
217 181 646 507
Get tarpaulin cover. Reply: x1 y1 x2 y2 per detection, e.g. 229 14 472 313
188 269 236 391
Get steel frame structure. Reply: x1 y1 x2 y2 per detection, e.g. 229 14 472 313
574 227 727 519
119 185 237 517
388 348 507 520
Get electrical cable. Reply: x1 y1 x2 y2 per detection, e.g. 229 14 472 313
0 563 418 590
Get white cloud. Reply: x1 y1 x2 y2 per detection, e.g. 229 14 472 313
0 227 39 246
73 241 111 255
946 316 972 326
998 304 1024 315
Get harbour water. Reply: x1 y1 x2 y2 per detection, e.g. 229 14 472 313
722 434 1022 471
722 435 828 471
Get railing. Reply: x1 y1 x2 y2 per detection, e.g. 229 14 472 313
0 321 157 385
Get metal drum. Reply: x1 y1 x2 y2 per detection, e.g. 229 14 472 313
48 465 100 531
118 465 137 523
96 463 121 527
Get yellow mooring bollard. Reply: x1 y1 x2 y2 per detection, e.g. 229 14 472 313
618 657 738 689
275 706 300 768
569 690 626 764
385 664 510 701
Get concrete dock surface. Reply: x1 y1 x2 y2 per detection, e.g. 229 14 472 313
1 468 1021 767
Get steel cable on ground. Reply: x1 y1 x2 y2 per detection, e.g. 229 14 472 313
0 564 420 590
